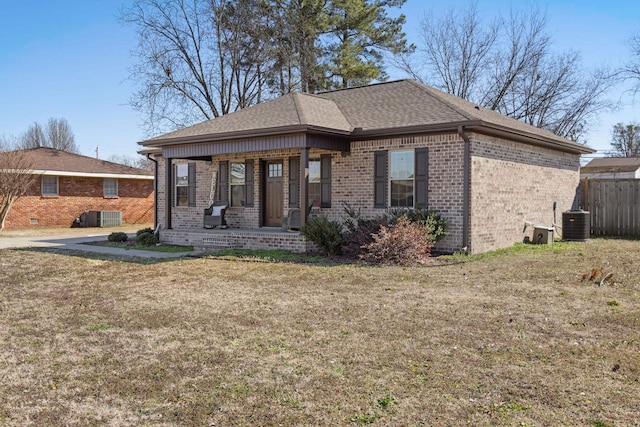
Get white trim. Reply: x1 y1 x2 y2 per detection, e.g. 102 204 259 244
30 170 153 180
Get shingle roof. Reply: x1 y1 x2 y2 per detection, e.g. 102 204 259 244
140 79 594 154
18 147 153 177
581 157 640 173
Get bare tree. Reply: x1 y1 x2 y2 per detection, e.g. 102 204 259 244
121 0 271 134
19 118 79 153
622 34 640 94
609 122 640 157
107 154 155 171
20 122 47 149
0 143 37 231
45 118 79 153
400 2 613 142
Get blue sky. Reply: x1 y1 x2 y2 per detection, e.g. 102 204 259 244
0 0 638 160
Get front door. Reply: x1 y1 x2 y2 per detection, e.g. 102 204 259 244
263 160 284 227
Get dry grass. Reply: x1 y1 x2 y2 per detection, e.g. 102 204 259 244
1 239 638 426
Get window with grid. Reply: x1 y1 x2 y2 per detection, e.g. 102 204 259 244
103 178 118 197
41 176 58 196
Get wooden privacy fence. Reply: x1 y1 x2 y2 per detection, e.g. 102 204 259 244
581 178 640 236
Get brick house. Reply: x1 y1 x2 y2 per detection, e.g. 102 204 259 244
2 147 154 230
140 80 594 254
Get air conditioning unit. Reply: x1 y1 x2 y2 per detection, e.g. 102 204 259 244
86 211 122 227
532 226 554 245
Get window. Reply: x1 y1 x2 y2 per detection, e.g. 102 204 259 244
230 162 246 207
374 148 428 209
217 160 254 207
308 160 321 207
390 150 414 207
288 155 331 209
42 176 58 196
103 178 118 197
174 163 195 207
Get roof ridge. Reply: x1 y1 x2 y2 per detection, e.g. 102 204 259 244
315 79 411 95
406 80 475 121
290 92 305 125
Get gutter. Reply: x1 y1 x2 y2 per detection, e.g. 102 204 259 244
458 126 471 251
146 153 159 231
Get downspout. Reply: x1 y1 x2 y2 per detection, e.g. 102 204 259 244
457 126 471 251
146 153 158 231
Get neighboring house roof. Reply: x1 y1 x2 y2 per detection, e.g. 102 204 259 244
581 157 640 173
15 147 153 179
140 79 595 155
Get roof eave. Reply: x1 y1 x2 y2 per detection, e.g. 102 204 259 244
138 124 353 147
351 120 595 155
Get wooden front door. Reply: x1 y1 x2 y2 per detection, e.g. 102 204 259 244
263 160 284 227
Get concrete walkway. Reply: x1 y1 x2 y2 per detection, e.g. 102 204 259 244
0 230 197 259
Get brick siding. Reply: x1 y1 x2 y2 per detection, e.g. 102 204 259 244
156 132 581 254
4 176 154 230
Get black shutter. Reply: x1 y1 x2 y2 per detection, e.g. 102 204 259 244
218 161 229 203
320 154 331 208
244 159 254 207
289 157 300 208
188 162 196 207
374 150 387 208
415 148 429 209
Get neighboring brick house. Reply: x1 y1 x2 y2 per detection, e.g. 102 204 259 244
2 147 154 230
580 157 640 179
139 80 594 254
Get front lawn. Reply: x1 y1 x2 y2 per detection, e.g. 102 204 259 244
1 239 638 426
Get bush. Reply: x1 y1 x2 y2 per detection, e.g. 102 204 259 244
136 227 154 237
136 231 159 246
361 217 434 265
342 204 388 258
388 207 448 243
107 232 128 243
301 216 345 256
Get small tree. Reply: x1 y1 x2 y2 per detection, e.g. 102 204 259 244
609 122 640 157
0 148 37 231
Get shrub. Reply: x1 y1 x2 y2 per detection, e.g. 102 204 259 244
342 204 389 259
388 207 448 243
361 217 434 265
107 232 128 243
301 215 345 256
136 227 154 237
136 231 159 246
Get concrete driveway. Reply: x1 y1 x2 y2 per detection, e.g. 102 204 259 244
0 228 195 259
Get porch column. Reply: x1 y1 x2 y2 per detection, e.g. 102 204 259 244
165 157 173 230
300 147 309 228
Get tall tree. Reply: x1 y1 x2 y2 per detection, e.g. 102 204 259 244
324 0 413 89
19 118 79 153
622 34 640 93
609 122 640 157
122 0 411 133
20 122 47 149
44 118 79 153
121 0 273 134
400 2 612 142
0 142 37 231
